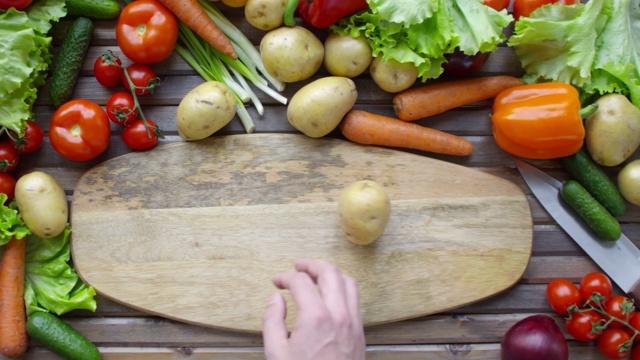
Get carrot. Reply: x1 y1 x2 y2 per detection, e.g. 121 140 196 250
393 75 525 121
0 237 28 358
156 0 237 59
340 110 474 156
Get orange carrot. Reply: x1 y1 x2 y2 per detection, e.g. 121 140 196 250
157 0 237 59
340 110 474 156
393 75 524 121
0 237 28 358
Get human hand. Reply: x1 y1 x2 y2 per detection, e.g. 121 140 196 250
262 259 366 360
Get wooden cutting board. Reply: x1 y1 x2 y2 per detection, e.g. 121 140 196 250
71 134 533 333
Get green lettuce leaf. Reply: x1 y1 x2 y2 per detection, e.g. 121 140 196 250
332 0 512 81
0 194 31 248
24 227 97 316
508 0 640 107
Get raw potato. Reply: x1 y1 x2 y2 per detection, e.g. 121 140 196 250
324 32 372 78
618 159 640 206
370 56 418 93
177 81 237 141
15 171 68 239
338 180 391 245
245 0 286 31
287 76 357 138
585 94 640 166
260 26 324 83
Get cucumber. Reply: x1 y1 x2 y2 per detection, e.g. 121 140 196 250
26 311 100 360
562 150 626 217
66 0 121 20
49 17 94 108
560 180 622 241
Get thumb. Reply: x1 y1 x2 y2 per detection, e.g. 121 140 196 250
262 292 288 358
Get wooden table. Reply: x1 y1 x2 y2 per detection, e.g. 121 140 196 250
14 3 639 359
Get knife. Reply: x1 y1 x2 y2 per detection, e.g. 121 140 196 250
514 158 640 302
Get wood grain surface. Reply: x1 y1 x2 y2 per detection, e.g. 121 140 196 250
70 134 532 332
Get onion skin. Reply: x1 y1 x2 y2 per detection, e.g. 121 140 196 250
501 315 568 360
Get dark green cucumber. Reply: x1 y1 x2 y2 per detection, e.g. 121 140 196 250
26 311 100 360
66 0 121 20
560 180 622 241
562 150 626 217
49 17 94 108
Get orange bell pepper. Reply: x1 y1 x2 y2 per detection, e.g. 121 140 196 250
491 82 586 160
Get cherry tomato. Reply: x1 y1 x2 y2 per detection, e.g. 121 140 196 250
580 272 613 304
566 309 602 342
546 278 581 315
49 99 111 162
0 142 19 172
442 49 491 77
0 0 32 11
484 0 510 11
122 119 159 151
106 92 139 126
122 63 158 95
598 328 631 359
632 345 640 360
115 0 178 64
94 53 123 87
513 0 579 20
606 296 635 328
10 120 44 154
628 312 640 341
0 172 16 203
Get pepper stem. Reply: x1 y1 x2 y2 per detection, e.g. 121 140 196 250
284 0 301 27
580 104 598 119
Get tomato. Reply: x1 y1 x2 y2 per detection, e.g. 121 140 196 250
0 142 19 172
606 296 635 328
629 312 640 341
513 0 579 20
10 120 43 154
633 345 640 360
122 63 158 95
115 0 178 64
566 309 602 342
0 173 16 203
442 49 491 77
94 52 123 87
49 99 111 162
106 92 139 126
546 278 581 315
580 272 613 304
484 0 510 11
0 0 32 11
122 119 159 151
598 328 631 359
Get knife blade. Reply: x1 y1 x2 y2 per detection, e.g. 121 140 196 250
515 158 640 301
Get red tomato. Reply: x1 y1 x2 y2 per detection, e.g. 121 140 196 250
629 312 640 341
94 53 123 87
10 120 44 154
115 0 178 64
633 345 640 360
0 142 19 172
0 0 32 11
484 0 510 11
106 92 139 126
605 296 635 328
122 119 159 151
546 278 581 315
598 328 631 359
0 172 16 203
580 272 613 304
49 99 111 162
513 0 579 20
122 63 158 95
566 309 602 342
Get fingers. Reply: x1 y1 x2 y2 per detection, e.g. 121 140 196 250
273 271 325 314
294 259 350 318
262 292 288 356
343 275 363 329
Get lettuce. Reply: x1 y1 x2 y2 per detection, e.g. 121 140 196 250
24 227 97 316
508 0 640 107
0 0 66 135
0 194 31 249
332 0 512 81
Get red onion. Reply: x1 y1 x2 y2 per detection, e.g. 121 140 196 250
501 314 568 360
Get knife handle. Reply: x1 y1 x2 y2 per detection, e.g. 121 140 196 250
628 280 640 304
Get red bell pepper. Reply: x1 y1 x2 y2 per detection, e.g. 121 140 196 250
284 0 369 29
